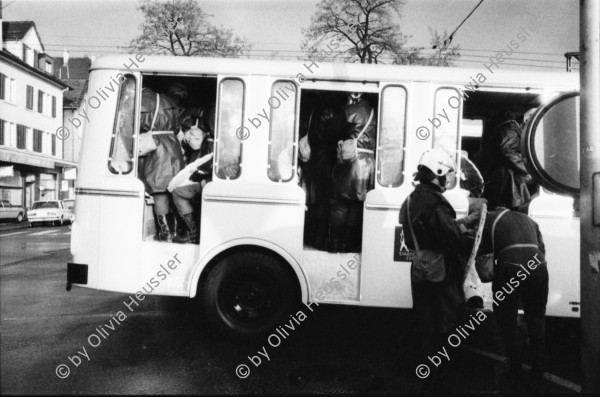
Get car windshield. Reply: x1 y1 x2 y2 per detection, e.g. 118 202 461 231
32 202 59 209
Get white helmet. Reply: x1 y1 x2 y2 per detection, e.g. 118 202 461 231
418 148 456 177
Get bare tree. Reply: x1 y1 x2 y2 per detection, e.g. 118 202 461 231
128 0 250 57
302 0 460 66
393 28 461 66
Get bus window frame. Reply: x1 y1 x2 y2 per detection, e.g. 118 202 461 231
267 79 300 183
107 73 139 176
376 84 408 189
214 77 246 181
432 86 462 189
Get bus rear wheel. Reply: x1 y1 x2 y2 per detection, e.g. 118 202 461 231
201 252 299 340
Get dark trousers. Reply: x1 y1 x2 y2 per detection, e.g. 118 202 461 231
328 198 363 252
412 277 463 391
172 183 203 216
493 257 548 371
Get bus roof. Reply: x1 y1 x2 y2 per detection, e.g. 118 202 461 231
91 55 579 90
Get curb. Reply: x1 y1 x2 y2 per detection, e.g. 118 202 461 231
0 221 32 232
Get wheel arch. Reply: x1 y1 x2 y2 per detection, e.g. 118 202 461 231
188 239 309 303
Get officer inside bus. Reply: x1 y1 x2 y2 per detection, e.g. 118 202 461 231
315 91 377 252
478 107 532 211
169 119 213 244
138 86 185 243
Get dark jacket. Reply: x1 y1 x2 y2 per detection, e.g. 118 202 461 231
480 119 530 209
400 182 472 263
326 98 377 201
138 88 184 194
399 182 472 335
477 208 545 264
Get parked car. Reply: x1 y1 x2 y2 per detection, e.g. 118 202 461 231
27 200 70 227
63 199 75 223
0 200 26 222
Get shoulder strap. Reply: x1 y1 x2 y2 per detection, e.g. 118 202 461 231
355 108 374 142
150 93 160 131
306 107 317 137
406 195 420 251
491 209 510 252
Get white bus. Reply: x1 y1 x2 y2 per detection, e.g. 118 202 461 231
67 55 580 338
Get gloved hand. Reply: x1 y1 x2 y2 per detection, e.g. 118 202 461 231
459 211 480 229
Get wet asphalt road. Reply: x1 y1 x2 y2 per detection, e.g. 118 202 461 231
0 224 581 394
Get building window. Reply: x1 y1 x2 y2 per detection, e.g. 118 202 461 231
0 73 5 100
0 77 15 103
52 96 56 118
17 125 26 149
0 120 5 145
51 134 56 156
33 129 43 152
38 90 44 113
26 86 34 110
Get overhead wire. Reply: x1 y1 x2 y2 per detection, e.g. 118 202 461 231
434 0 485 50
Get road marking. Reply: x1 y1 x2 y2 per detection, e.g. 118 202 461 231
463 345 582 393
29 230 58 236
0 231 27 237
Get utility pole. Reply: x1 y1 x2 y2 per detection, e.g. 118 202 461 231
580 0 600 393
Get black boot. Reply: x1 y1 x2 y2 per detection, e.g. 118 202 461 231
173 213 198 244
155 214 173 242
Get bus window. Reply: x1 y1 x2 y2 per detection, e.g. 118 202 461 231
108 75 136 174
378 85 407 188
268 80 298 182
433 87 461 166
215 78 244 180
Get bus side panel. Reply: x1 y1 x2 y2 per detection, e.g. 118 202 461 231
198 182 306 286
70 195 100 286
532 216 580 318
361 190 412 308
96 194 145 293
528 193 580 317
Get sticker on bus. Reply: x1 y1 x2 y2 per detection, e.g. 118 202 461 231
393 225 415 262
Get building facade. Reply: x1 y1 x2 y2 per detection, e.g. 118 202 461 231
0 20 74 208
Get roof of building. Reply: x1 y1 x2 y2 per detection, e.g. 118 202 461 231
53 57 91 80
2 21 45 51
62 79 88 109
0 49 69 89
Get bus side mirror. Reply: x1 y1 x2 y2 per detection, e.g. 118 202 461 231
522 91 580 195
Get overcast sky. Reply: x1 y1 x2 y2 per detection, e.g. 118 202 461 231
3 0 579 71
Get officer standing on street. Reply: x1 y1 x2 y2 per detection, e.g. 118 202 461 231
399 148 476 391
477 207 548 381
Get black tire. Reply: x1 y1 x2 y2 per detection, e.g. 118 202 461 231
16 213 23 223
201 251 300 340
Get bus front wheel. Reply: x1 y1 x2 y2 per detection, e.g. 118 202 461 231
201 252 299 340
